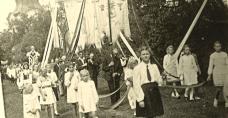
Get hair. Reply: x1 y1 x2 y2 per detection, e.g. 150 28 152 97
22 62 29 69
183 44 191 50
214 41 222 46
166 45 174 54
138 46 150 54
127 57 138 68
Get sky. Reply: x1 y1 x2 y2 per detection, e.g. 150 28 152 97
0 0 15 32
0 0 50 32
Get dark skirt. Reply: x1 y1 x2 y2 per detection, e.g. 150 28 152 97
136 82 164 117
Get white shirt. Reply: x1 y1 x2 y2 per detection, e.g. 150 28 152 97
133 62 162 102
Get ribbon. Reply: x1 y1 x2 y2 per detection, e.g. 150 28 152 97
99 81 126 99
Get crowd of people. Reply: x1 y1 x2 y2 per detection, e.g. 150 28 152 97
0 40 228 118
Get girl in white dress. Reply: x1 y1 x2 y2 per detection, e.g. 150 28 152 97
207 41 228 107
23 83 41 118
179 45 198 101
163 45 180 99
17 62 32 90
124 57 138 115
78 69 98 118
37 68 55 118
64 63 81 117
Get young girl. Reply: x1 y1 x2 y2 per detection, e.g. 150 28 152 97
163 45 180 99
124 57 138 115
23 83 41 118
46 64 59 115
207 41 228 107
64 63 81 117
37 68 56 118
179 45 198 101
78 69 98 118
17 62 32 90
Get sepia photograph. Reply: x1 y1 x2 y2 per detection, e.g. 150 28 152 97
0 0 228 118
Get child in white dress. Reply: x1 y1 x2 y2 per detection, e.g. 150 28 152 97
23 83 41 118
78 69 98 118
163 45 180 99
207 41 228 107
37 68 55 118
179 45 198 101
124 57 138 115
17 62 32 90
64 63 81 117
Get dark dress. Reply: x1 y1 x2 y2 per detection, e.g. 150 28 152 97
87 58 100 88
136 82 164 118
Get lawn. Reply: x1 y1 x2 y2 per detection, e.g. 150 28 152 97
2 78 228 118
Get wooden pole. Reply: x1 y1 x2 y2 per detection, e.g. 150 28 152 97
108 0 113 42
174 0 208 58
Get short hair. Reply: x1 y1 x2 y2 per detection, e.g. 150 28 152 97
166 45 174 54
214 41 221 46
138 46 150 54
183 44 191 50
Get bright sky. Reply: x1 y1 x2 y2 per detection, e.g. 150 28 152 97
0 0 50 32
0 0 15 32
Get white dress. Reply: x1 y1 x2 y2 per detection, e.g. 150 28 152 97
23 89 41 118
17 70 33 89
64 71 80 103
124 68 136 109
179 54 198 85
32 71 41 97
163 54 179 82
37 76 56 105
78 80 99 113
208 52 228 86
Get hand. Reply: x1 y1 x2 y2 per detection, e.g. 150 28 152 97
83 63 87 67
81 106 85 111
42 97 46 101
207 75 212 81
139 101 145 108
108 61 114 67
112 73 119 77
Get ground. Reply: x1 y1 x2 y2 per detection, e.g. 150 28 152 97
2 78 228 118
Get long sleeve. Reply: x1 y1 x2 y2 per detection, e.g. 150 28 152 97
163 55 168 71
208 54 214 75
153 64 162 85
64 73 71 87
77 82 82 106
191 55 198 72
132 67 144 102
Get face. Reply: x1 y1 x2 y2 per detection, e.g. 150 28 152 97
214 43 222 52
184 47 190 54
68 65 74 72
112 48 118 55
140 50 150 63
89 53 94 59
33 65 39 71
80 72 90 82
168 47 174 54
46 66 52 73
24 64 29 69
31 46 35 52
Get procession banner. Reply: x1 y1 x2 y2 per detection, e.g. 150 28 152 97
64 0 84 47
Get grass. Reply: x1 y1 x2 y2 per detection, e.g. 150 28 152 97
2 78 228 118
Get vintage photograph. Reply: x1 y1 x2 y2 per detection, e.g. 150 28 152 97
0 0 228 118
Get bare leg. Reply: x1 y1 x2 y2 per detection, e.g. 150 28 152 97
53 102 59 115
90 111 98 118
189 88 194 100
36 110 40 118
50 104 55 118
184 88 189 98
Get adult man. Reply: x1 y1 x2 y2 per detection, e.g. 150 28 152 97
26 46 40 68
102 48 123 104
76 51 87 72
87 52 100 88
133 46 164 118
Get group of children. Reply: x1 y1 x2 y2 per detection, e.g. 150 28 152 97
2 40 228 118
5 61 99 118
163 41 228 107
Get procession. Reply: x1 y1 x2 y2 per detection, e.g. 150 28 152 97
0 0 228 118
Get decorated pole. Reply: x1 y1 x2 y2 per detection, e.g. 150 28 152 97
0 74 6 118
174 0 208 58
107 0 113 42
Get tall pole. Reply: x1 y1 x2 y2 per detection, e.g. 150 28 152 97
0 74 6 118
108 0 113 42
